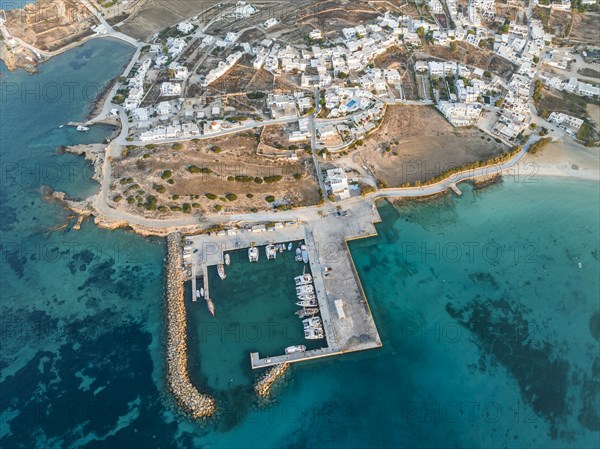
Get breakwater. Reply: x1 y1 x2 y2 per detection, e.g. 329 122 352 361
254 363 289 398
165 233 216 418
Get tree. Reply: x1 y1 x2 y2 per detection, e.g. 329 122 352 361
450 41 457 52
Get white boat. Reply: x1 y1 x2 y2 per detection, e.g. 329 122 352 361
288 242 293 251
265 244 277 260
76 125 89 132
303 316 322 327
296 284 315 296
296 299 318 307
59 124 64 128
294 273 313 286
194 289 200 302
304 327 324 339
295 308 319 318
297 293 316 301
224 254 231 266
248 246 259 262
200 287 204 297
217 262 226 280
295 247 302 262
285 345 306 355
301 245 309 264
279 244 284 253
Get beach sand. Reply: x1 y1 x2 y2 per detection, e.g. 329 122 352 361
518 137 599 182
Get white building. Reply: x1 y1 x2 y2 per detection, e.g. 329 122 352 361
437 102 483 126
177 22 194 34
548 112 584 136
325 168 350 200
160 82 182 96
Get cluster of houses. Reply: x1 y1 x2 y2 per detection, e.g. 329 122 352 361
548 112 584 137
539 73 600 98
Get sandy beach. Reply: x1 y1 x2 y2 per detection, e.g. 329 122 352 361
516 138 599 182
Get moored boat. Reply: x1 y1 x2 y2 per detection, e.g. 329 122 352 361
288 242 293 251
217 262 226 280
76 125 89 132
294 273 313 286
248 246 259 262
296 299 318 307
295 308 319 318
224 253 231 266
301 245 309 264
285 345 306 355
265 244 277 260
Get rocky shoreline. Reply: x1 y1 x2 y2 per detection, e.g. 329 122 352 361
164 232 216 418
254 363 289 398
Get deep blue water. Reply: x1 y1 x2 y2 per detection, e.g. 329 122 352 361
1 38 599 449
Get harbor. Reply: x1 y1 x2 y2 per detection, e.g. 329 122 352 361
182 200 383 372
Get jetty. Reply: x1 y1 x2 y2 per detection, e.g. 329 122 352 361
165 233 215 417
184 199 383 369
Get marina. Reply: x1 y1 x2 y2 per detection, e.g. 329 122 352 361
182 201 383 370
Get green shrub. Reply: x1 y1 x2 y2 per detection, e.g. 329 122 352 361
225 193 238 201
263 175 283 183
126 196 135 204
153 183 166 193
172 143 183 150
182 203 192 213
113 195 122 202
145 144 156 149
214 204 223 211
188 165 212 174
254 177 263 184
161 170 172 179
227 176 234 181
172 195 179 200
246 193 254 198
235 175 254 182
205 193 217 200
265 195 275 203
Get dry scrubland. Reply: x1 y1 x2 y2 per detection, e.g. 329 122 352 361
2 0 96 51
355 106 508 187
109 133 321 216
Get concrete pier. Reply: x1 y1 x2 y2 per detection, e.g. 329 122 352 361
185 199 383 369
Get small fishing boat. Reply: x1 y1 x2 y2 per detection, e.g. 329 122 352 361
285 345 306 355
59 124 64 128
296 299 318 307
297 293 316 301
224 254 231 266
295 247 303 262
288 242 293 251
76 125 89 132
194 290 200 302
217 262 226 280
295 308 319 318
301 245 309 264
200 287 204 297
279 244 284 253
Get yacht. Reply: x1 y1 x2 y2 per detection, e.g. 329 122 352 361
296 284 315 296
303 317 322 329
296 299 318 307
285 345 306 355
294 273 313 286
296 293 316 301
265 244 277 260
304 327 324 339
217 262 226 280
248 246 259 262
224 254 231 266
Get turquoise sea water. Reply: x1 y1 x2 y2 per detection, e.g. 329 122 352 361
1 38 599 448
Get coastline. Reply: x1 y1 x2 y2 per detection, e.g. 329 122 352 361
515 138 600 182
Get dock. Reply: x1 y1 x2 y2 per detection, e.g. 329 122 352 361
185 199 383 369
450 183 463 196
